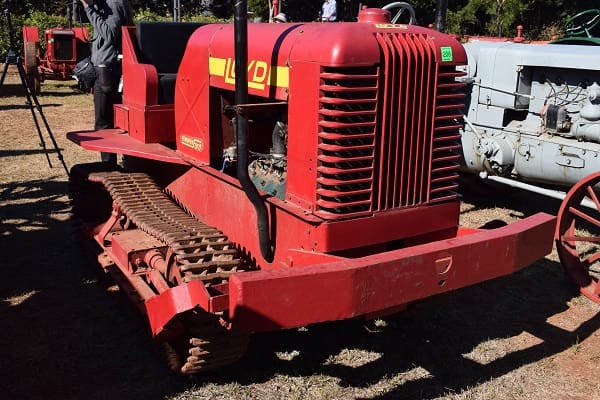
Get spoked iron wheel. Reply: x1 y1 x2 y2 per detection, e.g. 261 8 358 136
555 172 600 304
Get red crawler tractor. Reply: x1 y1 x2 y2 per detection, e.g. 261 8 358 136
68 5 556 374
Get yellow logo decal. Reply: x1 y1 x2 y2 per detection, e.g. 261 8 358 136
375 24 409 29
209 57 289 90
180 135 204 152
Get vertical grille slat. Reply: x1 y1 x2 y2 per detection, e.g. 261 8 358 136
407 35 421 206
374 34 393 210
417 36 435 205
394 35 410 208
314 33 466 219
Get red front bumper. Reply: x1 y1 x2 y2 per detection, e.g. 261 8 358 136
146 212 555 334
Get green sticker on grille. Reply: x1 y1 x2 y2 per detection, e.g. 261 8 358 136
441 46 453 62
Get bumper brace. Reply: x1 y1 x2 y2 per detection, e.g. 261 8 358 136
146 212 555 334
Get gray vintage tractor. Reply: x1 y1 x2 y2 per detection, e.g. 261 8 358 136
458 9 600 303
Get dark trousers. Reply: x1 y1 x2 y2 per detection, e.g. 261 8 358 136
94 66 121 163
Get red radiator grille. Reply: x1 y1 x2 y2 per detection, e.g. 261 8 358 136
316 66 379 219
431 66 467 204
315 33 466 220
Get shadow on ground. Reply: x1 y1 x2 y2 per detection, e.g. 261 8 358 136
0 80 81 98
0 179 190 400
0 176 595 400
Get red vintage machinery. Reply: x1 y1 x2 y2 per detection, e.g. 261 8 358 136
22 25 90 93
67 5 556 374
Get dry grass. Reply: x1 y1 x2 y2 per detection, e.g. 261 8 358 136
1 64 600 400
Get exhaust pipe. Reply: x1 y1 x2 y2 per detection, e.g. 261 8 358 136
234 0 274 262
435 0 447 32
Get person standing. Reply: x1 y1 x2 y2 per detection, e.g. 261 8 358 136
79 0 133 163
321 0 337 22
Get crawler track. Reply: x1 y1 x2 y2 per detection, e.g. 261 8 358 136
89 172 244 285
71 165 248 373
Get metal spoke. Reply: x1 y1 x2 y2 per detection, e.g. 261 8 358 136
586 185 600 211
568 205 600 228
582 252 600 268
561 235 600 243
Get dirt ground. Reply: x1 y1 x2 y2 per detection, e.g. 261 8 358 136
1 66 599 400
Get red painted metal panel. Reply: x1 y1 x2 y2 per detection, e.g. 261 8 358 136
120 26 177 143
313 30 464 220
128 103 176 143
122 27 159 107
145 280 231 337
174 25 223 164
285 61 321 212
113 104 130 133
67 129 188 165
22 26 40 44
72 27 90 43
288 23 382 67
228 212 556 332
315 201 459 251
204 23 298 100
165 166 459 265
146 280 213 337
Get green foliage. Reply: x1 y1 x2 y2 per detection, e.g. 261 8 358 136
25 10 69 28
0 10 81 58
133 7 229 23
2 0 600 58
0 6 230 58
134 7 170 22
537 22 563 41
0 12 23 59
25 11 75 49
180 13 230 23
444 0 600 39
248 0 270 22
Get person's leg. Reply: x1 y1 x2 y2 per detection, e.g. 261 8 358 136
94 66 117 164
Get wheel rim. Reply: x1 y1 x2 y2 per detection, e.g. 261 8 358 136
555 172 600 303
23 41 41 94
23 41 38 74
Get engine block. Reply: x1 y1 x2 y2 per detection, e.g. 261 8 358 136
460 40 600 187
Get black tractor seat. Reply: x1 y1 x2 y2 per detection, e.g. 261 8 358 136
136 21 204 104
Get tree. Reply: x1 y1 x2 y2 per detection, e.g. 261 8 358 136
248 0 269 21
3 0 600 40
